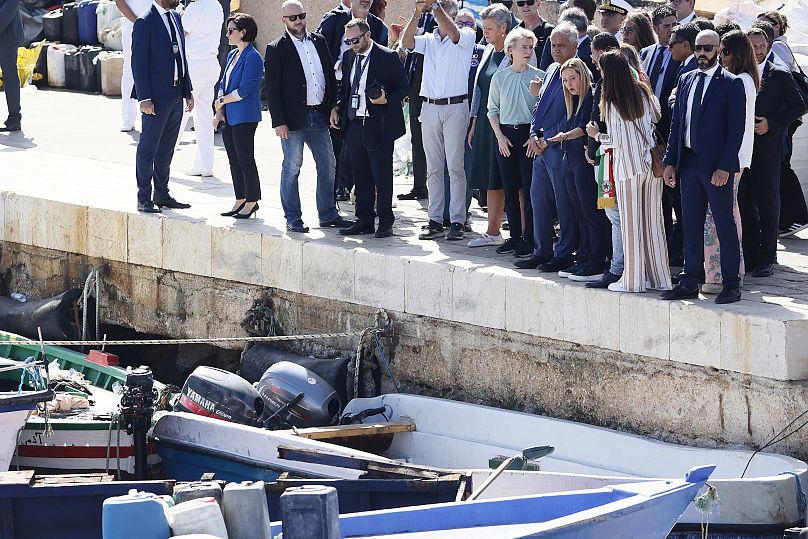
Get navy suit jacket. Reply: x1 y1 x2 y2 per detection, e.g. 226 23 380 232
0 0 23 47
336 43 409 143
131 6 192 105
641 43 681 138
663 65 746 175
530 62 568 168
220 44 263 126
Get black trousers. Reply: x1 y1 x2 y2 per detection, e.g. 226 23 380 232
408 88 427 191
222 121 261 201
495 124 533 247
739 157 780 269
345 119 394 230
330 127 354 192
779 119 808 228
0 45 21 124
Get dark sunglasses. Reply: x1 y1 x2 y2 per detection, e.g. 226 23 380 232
343 35 364 46
283 12 307 21
516 0 536 6
694 44 716 52
621 26 635 34
226 27 241 34
720 48 732 56
456 21 475 28
668 39 681 46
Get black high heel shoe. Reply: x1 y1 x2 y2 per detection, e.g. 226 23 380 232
234 203 259 219
221 201 246 217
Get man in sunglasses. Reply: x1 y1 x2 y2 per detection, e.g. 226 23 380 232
265 0 352 233
661 30 746 304
330 18 408 238
736 27 805 277
402 0 476 241
516 0 553 63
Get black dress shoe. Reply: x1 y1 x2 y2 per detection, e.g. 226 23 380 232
585 271 621 288
153 197 191 209
751 263 774 277
660 284 699 301
320 217 353 228
286 222 310 233
374 227 393 238
137 202 161 213
715 286 741 304
0 124 21 132
397 189 428 200
335 190 350 202
221 202 246 216
539 257 573 273
514 254 552 269
339 222 375 236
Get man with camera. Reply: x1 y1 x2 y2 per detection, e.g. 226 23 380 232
402 0 476 241
330 18 409 238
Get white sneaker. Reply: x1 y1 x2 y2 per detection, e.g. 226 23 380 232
467 233 505 247
700 283 723 294
608 280 646 293
185 169 213 177
779 223 808 238
120 125 134 132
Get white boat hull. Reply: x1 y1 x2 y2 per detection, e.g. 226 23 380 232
342 394 808 528
1 408 32 472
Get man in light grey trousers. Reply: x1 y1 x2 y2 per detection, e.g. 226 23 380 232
402 0 475 241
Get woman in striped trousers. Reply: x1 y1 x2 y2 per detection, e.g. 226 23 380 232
585 51 671 293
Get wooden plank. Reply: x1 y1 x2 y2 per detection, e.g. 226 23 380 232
294 422 415 441
34 473 114 485
0 470 34 485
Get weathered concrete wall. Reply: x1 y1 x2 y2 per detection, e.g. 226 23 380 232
4 240 808 463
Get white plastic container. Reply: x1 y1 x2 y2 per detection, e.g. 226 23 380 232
98 51 123 96
96 1 123 50
168 497 228 539
47 43 77 87
222 481 271 539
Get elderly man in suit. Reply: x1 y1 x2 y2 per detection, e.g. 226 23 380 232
131 0 194 212
0 0 22 131
330 18 408 238
265 0 352 233
661 30 746 304
516 22 580 272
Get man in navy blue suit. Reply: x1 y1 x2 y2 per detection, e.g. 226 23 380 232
0 0 23 131
661 30 746 304
131 0 194 213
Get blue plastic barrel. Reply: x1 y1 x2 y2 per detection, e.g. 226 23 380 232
78 0 100 45
102 490 170 539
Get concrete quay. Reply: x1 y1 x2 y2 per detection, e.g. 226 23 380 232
3 88 808 458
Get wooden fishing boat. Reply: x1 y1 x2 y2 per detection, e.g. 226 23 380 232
339 394 808 530
269 466 715 539
0 388 53 471
0 330 168 476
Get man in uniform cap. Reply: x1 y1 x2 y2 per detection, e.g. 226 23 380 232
598 0 630 36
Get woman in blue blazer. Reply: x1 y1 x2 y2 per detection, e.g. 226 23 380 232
214 13 263 219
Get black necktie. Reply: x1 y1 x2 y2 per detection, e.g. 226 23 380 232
649 46 666 94
348 54 365 120
165 11 184 82
689 72 706 148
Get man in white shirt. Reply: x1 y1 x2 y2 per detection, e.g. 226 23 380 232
402 0 475 241
174 0 223 176
116 0 152 131
669 0 696 23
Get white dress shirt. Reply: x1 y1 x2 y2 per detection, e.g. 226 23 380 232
288 30 327 106
152 1 185 81
684 62 720 148
181 0 224 61
412 27 475 99
223 51 242 101
679 11 696 23
349 41 373 117
649 45 671 98
122 0 151 28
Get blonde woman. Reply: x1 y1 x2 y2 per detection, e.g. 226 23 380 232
488 27 544 256
586 50 671 293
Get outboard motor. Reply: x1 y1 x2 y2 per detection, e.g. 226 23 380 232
119 366 157 480
176 366 264 427
256 362 342 430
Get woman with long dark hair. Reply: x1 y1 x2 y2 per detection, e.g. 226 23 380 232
699 30 757 293
585 50 670 293
621 12 656 53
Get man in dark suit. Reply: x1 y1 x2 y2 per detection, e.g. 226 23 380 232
661 30 746 304
131 0 194 212
0 0 22 131
641 5 683 264
317 0 388 201
265 0 352 233
739 28 806 276
329 18 408 238
538 7 596 81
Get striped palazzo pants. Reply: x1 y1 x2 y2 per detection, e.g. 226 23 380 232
615 169 672 292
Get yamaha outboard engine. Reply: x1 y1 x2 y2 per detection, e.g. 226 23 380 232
176 366 264 426
256 362 342 430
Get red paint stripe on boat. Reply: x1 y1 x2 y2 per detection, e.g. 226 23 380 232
16 443 157 459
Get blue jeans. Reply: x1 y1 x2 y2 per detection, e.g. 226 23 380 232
280 111 340 225
605 205 623 276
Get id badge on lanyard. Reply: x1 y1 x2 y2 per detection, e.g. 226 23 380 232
351 55 369 112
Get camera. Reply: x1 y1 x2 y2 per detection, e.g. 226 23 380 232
366 80 385 101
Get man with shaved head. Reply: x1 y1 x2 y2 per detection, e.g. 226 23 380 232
661 29 747 304
265 0 352 232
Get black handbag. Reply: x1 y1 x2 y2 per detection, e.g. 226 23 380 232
780 41 808 108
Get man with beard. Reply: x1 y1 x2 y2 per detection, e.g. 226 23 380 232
131 0 194 212
265 0 352 233
661 30 746 304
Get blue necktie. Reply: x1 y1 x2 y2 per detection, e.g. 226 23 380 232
688 72 706 148
533 68 561 129
649 46 666 95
